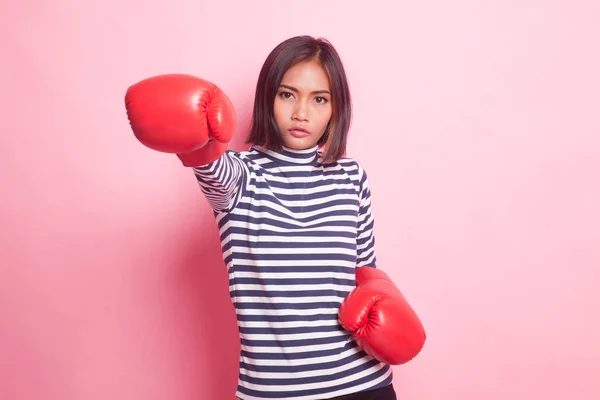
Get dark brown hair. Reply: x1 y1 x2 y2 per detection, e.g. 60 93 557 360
245 35 352 163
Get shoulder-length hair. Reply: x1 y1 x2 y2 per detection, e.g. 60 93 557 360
245 35 352 163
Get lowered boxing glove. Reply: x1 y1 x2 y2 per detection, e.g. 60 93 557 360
339 266 426 365
125 74 236 166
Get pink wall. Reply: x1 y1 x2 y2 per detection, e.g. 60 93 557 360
2 1 599 399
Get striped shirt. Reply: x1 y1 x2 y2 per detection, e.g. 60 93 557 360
192 144 392 400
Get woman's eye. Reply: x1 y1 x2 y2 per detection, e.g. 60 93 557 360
315 97 328 104
279 91 293 99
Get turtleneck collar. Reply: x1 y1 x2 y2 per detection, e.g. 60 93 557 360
252 144 320 165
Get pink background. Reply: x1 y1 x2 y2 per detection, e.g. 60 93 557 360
1 1 599 399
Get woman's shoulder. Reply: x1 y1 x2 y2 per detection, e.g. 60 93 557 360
222 146 265 165
329 154 369 177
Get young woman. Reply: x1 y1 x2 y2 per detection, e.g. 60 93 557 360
125 35 424 400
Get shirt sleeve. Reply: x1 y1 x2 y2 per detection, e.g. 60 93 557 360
356 166 378 268
191 150 248 213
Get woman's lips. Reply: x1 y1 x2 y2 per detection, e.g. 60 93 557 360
289 127 309 138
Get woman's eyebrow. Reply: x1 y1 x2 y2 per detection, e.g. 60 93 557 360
279 84 331 95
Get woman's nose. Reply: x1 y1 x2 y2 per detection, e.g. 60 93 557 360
292 101 309 121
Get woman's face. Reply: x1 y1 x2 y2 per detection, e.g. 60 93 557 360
273 60 333 150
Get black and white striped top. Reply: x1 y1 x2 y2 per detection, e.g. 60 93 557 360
192 144 392 400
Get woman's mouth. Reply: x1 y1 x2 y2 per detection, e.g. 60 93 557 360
289 127 309 138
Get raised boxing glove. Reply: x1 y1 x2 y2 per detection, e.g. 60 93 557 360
339 266 426 365
124 74 236 166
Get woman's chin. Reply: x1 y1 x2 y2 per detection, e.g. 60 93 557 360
280 134 319 150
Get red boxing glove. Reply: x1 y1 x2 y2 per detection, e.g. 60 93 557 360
339 266 426 365
124 74 236 166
